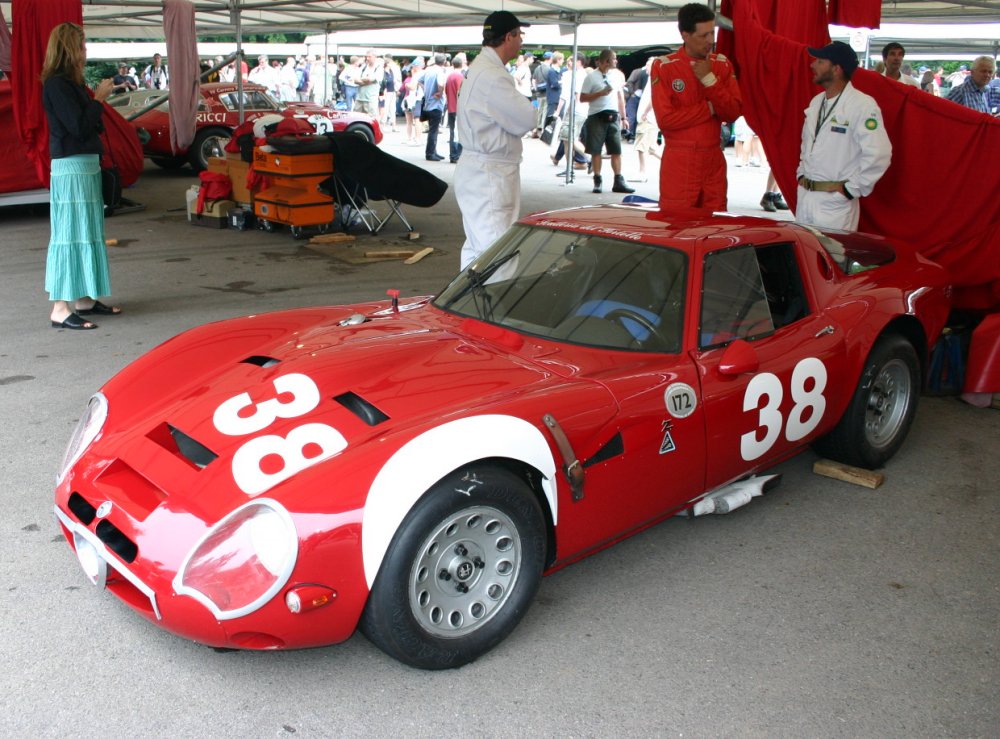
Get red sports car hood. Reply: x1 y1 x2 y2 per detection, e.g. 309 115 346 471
87 300 579 522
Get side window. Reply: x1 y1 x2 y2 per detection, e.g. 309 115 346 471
699 243 810 349
699 246 773 348
755 242 809 329
248 92 277 111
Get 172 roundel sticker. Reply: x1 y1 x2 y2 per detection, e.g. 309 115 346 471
664 382 697 419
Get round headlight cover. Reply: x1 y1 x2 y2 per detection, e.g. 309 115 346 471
173 499 298 620
58 393 109 484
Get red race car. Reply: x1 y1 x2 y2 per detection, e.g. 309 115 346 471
54 206 950 669
109 81 382 171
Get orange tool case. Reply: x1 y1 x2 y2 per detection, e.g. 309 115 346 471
252 149 335 228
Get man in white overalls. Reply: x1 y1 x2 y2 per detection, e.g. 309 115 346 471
454 11 537 270
796 42 891 232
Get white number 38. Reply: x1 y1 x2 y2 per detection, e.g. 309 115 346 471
213 373 346 496
740 357 827 461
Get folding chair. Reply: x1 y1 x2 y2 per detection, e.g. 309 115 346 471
325 173 413 235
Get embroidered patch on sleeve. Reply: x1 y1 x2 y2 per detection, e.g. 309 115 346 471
865 117 878 130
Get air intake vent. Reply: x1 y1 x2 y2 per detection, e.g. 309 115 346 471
242 356 281 368
334 392 389 426
68 492 97 524
584 432 624 467
95 519 138 563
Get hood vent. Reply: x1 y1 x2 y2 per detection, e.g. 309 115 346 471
334 392 390 427
242 355 281 368
169 425 218 469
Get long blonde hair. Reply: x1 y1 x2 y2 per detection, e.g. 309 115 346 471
41 22 86 85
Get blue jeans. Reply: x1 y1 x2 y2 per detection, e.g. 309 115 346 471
448 111 462 162
424 108 443 158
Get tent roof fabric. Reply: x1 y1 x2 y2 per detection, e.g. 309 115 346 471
1 1 997 39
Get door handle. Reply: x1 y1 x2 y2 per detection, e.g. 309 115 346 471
814 325 835 338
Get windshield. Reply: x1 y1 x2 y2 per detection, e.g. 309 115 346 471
435 225 686 353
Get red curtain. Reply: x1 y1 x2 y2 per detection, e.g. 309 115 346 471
728 0 1000 310
0 79 44 192
11 0 83 187
851 73 1000 309
828 0 882 29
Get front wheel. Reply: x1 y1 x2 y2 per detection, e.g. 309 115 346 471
813 334 920 469
360 467 546 669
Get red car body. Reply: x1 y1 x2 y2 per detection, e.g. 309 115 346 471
110 81 382 170
54 206 950 668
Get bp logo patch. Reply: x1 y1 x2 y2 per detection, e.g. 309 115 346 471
865 117 878 130
672 78 685 92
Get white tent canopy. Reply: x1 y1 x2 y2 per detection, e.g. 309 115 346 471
1 1 998 40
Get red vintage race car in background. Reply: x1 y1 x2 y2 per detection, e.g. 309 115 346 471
108 81 382 171
54 206 950 669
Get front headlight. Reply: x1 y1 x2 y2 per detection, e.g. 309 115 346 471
173 500 298 620
58 393 108 484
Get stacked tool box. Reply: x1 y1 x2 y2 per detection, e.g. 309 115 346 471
252 149 335 229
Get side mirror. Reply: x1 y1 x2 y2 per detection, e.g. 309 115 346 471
718 339 759 376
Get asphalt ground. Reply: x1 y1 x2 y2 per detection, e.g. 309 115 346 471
1 128 997 737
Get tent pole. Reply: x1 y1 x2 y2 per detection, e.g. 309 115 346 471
562 15 581 186
324 24 331 106
233 0 245 123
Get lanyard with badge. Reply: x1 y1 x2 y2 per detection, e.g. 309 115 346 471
811 91 843 148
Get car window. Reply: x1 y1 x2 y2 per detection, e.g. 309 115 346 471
219 91 276 112
435 225 686 353
698 242 809 349
108 91 168 112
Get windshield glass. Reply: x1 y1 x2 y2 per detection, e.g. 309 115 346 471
434 225 686 353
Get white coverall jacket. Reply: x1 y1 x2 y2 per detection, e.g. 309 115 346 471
455 46 537 269
795 81 891 231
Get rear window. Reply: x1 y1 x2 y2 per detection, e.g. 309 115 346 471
808 227 896 275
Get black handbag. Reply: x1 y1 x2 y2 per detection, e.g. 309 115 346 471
413 99 424 120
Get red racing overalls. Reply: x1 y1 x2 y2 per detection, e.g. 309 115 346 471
651 48 742 211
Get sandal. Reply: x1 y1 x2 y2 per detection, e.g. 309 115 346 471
77 300 122 316
51 312 98 330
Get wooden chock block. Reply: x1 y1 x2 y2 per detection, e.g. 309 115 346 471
812 459 885 489
404 247 434 264
363 249 419 259
308 233 356 244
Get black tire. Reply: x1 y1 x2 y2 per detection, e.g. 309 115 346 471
188 126 231 171
813 334 920 469
150 155 186 170
344 122 376 145
360 466 546 669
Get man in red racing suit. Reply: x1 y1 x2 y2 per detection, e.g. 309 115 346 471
651 3 741 211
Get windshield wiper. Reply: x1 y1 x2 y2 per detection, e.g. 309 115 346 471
443 250 520 318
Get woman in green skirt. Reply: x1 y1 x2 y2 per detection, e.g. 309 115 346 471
41 22 121 330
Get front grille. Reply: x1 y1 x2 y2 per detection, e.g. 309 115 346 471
65 492 139 564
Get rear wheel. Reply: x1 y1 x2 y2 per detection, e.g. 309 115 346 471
188 126 231 171
344 123 375 145
813 334 920 469
361 467 545 669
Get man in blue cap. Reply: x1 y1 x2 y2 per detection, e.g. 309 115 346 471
455 10 537 269
795 41 891 231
